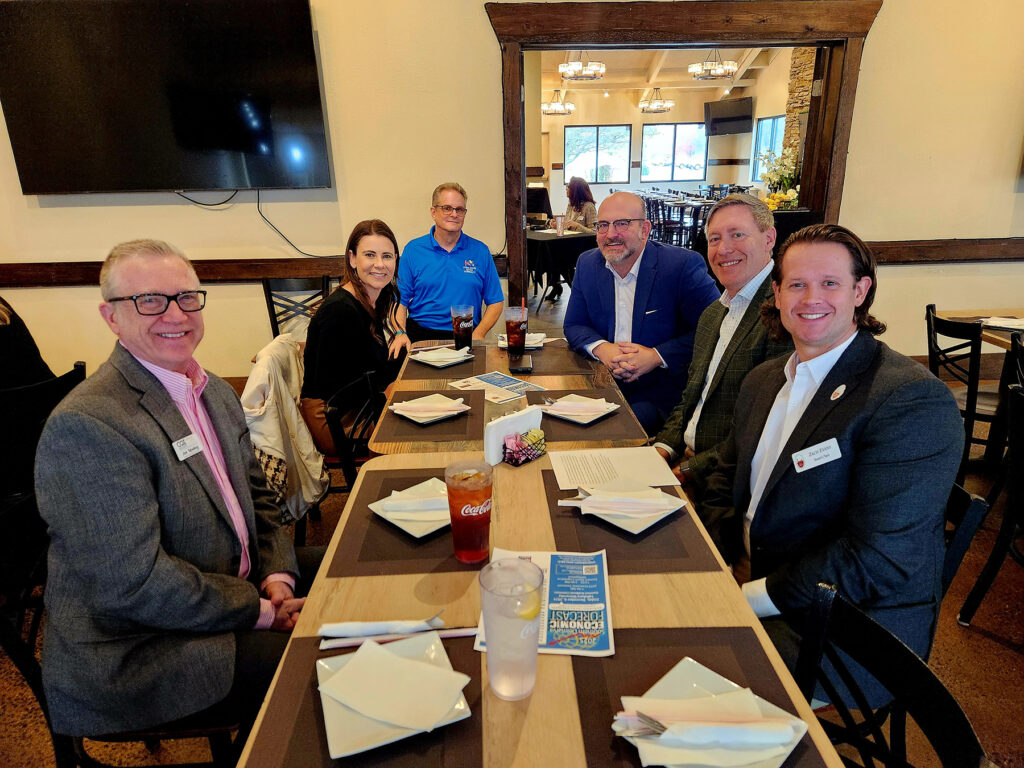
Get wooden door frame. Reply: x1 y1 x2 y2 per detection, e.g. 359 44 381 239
485 0 883 303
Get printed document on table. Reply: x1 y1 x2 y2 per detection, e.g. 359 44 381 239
449 371 546 403
474 548 614 657
549 446 680 490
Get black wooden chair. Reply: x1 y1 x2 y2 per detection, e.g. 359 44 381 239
323 372 386 490
942 483 989 598
794 585 992 768
261 276 329 338
959 383 1024 626
925 304 1000 483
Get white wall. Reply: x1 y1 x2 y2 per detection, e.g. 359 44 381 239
2 0 1023 373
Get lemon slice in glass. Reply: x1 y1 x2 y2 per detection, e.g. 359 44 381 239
516 589 542 621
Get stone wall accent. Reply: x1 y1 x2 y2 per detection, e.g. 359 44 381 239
784 48 816 161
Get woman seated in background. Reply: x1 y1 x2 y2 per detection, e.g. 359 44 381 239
563 176 598 233
300 219 408 455
1 294 54 388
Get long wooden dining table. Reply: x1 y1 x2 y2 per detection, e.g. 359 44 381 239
237 443 842 767
369 339 650 455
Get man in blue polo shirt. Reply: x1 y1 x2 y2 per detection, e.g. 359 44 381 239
397 182 505 342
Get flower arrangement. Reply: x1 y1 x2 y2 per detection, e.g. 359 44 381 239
763 189 799 211
757 148 798 192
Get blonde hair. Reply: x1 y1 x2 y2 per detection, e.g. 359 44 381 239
706 193 775 235
100 239 196 300
431 182 468 206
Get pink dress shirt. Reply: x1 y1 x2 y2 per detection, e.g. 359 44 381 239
133 349 292 629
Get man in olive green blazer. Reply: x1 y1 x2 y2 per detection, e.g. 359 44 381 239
655 195 792 496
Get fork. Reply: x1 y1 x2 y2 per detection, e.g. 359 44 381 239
615 711 667 738
542 396 557 405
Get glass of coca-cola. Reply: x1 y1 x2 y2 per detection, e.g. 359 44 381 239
504 306 527 358
444 459 493 564
451 305 474 351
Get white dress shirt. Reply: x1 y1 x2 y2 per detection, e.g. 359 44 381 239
741 329 859 617
681 260 773 453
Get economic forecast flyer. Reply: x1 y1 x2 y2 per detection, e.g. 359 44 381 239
475 548 614 657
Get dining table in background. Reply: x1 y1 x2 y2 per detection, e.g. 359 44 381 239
937 307 1023 464
237 451 842 768
369 340 649 454
526 229 597 306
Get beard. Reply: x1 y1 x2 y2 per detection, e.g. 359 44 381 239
600 238 638 265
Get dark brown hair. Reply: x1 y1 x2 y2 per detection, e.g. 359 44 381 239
566 176 595 210
760 223 886 341
343 219 402 345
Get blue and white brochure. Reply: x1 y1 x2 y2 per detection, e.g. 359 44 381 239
474 547 614 657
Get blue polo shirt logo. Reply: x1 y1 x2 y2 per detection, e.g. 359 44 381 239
463 260 476 274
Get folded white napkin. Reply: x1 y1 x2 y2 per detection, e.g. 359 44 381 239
319 616 446 638
542 397 615 416
318 638 470 731
499 332 547 347
390 396 469 418
560 484 684 518
413 347 471 362
372 477 451 522
982 316 1024 330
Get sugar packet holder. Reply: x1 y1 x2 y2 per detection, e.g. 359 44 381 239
483 406 543 466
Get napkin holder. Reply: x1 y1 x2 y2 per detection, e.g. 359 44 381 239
483 406 543 465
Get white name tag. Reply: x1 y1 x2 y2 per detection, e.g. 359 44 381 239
172 433 203 461
792 438 841 473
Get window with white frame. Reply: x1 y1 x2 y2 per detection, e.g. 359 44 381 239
563 124 631 184
640 123 708 182
751 115 785 182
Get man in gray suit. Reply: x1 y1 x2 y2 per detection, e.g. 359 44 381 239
700 224 962 691
35 240 317 751
654 195 792 497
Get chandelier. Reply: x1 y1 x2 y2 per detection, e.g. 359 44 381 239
559 51 606 81
639 88 675 114
689 50 739 80
541 90 575 116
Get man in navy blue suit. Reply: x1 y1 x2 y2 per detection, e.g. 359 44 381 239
563 191 719 433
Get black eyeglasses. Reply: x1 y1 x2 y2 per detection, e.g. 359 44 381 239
434 204 468 216
107 290 207 315
594 218 645 234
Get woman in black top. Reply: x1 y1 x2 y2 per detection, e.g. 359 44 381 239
300 219 407 454
1 295 54 388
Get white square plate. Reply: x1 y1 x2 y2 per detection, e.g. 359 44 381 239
628 657 807 768
368 501 451 539
542 393 620 425
578 479 683 535
497 332 547 350
315 632 471 759
389 394 469 426
409 350 475 368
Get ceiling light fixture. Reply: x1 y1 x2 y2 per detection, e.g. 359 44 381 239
688 49 739 80
639 88 675 114
559 51 606 81
541 90 576 116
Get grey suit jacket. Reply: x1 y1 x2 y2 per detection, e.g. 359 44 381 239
36 343 297 736
655 274 792 487
701 331 963 657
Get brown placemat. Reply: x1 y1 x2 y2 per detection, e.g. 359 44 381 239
542 470 720 575
525 389 645 442
514 344 595 375
375 390 486 442
244 636 482 768
401 350 489 380
571 627 825 768
328 468 482 577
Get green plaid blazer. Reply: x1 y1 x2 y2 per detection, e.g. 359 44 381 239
655 274 792 486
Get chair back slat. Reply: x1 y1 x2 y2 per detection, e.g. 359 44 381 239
261 276 330 338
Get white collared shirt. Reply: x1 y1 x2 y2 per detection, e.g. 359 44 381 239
585 249 645 359
741 329 859 617
681 260 773 452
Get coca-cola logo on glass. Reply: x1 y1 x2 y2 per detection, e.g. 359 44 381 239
460 499 492 517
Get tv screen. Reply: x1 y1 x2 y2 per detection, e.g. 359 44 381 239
0 0 330 194
704 97 754 136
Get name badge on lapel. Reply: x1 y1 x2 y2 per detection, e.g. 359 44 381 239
792 437 841 473
172 434 203 461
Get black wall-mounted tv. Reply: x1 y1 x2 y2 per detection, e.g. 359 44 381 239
0 0 331 195
704 97 754 136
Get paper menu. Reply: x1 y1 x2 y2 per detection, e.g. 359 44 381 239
449 371 546 404
549 446 680 490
